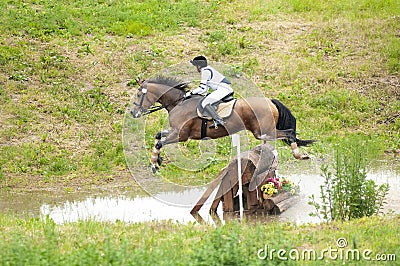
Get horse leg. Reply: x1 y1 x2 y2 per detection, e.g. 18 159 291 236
255 129 309 160
290 142 310 160
151 130 170 167
150 130 169 171
254 129 293 143
150 128 181 173
276 129 310 160
275 130 310 160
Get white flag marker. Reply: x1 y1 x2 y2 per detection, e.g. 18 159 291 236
231 134 243 220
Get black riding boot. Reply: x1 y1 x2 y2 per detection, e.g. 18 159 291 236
203 104 225 128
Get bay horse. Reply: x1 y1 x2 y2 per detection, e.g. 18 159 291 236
130 76 314 173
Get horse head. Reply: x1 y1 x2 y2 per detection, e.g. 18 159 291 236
130 80 144 117
130 76 188 118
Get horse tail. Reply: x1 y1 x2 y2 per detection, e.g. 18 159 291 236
271 99 315 147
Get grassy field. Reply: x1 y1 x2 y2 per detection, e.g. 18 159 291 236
0 0 399 264
0 213 399 265
1 0 399 190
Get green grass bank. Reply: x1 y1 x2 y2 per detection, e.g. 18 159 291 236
0 214 399 265
1 0 398 190
0 1 399 265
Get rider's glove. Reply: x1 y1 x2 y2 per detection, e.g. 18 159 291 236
185 91 192 97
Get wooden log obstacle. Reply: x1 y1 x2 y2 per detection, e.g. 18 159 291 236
191 143 299 215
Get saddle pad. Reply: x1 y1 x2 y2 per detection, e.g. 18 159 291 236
197 99 237 120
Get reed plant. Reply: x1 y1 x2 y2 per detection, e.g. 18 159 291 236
309 137 390 222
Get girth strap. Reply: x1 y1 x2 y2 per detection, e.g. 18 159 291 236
201 118 208 139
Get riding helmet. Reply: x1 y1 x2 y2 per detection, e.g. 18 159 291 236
190 56 207 68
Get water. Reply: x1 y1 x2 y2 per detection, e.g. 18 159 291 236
1 158 399 225
39 188 222 224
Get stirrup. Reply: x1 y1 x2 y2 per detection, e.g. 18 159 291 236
209 120 224 129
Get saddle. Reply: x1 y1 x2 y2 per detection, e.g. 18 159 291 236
196 93 237 120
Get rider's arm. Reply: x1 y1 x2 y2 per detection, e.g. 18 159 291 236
191 84 207 95
191 68 212 95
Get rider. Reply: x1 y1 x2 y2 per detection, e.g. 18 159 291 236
186 56 234 128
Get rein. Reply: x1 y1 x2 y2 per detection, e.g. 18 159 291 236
143 105 164 115
134 84 186 116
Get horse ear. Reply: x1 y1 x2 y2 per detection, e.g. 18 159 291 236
127 77 144 87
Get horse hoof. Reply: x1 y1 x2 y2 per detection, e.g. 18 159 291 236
151 165 159 173
301 154 310 160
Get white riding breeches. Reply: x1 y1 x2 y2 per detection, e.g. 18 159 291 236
200 84 233 108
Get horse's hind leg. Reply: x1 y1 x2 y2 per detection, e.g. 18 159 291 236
252 129 293 143
275 129 310 160
257 129 295 142
290 142 310 160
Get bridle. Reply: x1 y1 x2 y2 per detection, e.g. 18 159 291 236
133 82 187 116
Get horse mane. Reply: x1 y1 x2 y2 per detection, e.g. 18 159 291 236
147 76 188 91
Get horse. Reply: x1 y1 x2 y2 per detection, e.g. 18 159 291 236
130 76 314 173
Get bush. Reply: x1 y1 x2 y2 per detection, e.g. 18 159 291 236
309 138 389 222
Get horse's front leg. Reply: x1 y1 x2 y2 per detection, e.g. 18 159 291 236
150 130 169 166
150 129 180 173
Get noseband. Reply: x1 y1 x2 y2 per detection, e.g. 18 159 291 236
133 85 149 114
133 80 188 116
133 83 167 115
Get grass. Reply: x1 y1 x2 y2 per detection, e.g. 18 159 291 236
309 135 390 222
0 0 207 38
0 2 399 264
0 214 398 265
0 0 399 189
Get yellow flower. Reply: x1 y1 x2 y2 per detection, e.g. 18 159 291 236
261 183 278 196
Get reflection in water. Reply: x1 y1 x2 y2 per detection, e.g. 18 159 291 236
39 169 400 225
40 189 223 224
1 164 399 225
